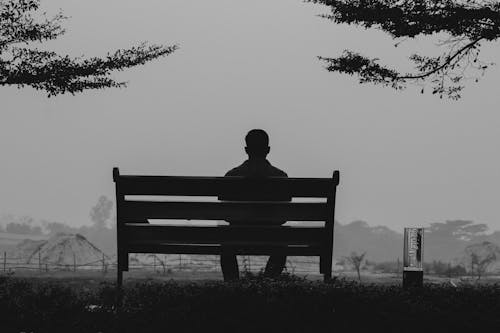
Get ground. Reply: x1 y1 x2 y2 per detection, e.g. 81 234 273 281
4 268 500 287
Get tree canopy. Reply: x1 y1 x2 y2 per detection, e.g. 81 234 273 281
309 0 500 99
0 0 177 96
344 251 366 281
90 195 113 229
427 220 489 241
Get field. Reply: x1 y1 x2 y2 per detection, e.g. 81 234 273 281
2 271 500 333
6 265 500 284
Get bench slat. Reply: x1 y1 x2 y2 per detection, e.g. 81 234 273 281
121 201 328 221
127 243 323 256
116 176 335 198
124 224 325 245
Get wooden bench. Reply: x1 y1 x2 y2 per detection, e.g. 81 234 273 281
113 167 339 286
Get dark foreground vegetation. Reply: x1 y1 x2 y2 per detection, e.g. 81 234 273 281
1 273 500 333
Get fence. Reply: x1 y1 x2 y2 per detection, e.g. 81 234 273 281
2 252 111 273
1 251 325 275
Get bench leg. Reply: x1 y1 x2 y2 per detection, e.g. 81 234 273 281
116 254 125 307
117 268 123 288
121 252 129 271
116 268 124 309
321 251 333 282
324 269 332 282
117 251 127 288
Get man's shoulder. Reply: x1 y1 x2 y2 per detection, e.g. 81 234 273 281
224 160 287 177
267 164 287 177
224 163 247 176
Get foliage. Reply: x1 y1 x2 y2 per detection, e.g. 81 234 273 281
240 269 310 283
373 260 467 276
344 251 366 281
465 242 498 280
309 0 500 99
424 260 467 276
0 0 177 96
90 195 113 229
5 222 42 235
470 252 496 279
447 264 468 276
1 195 117 254
0 215 42 235
1 276 500 332
373 260 402 274
428 220 489 241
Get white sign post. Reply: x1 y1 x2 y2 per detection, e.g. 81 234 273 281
403 227 424 288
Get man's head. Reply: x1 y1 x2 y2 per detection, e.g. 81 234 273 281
245 129 270 158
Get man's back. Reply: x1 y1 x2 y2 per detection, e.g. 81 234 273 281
225 158 287 178
219 129 289 280
221 158 289 224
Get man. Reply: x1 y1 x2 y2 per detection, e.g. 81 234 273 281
219 129 289 281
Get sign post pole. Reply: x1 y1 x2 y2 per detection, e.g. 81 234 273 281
403 227 424 288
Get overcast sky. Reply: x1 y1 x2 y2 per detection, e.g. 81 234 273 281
1 0 499 232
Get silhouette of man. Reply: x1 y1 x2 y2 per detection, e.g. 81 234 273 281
220 129 289 281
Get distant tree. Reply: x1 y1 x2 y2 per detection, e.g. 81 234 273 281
0 0 177 96
309 0 500 99
0 214 16 225
446 263 467 277
90 195 113 229
345 251 366 281
31 225 42 235
42 220 79 235
372 261 398 274
334 220 403 262
429 260 449 275
4 215 42 234
465 242 498 280
426 260 467 277
17 215 34 225
428 220 489 240
5 222 41 234
429 220 489 241
424 220 489 262
470 252 495 280
5 222 31 234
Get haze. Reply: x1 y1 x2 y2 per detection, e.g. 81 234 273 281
1 0 499 232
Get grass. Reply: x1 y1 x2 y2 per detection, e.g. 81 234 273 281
1 272 500 332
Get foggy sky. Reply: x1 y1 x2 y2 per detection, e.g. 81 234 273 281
1 0 499 232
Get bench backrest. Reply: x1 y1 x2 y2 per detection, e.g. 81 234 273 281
113 168 339 224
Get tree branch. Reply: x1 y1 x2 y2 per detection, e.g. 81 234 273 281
311 0 500 99
0 0 178 96
398 37 484 80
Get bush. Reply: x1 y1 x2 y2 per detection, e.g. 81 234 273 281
423 261 467 277
1 275 500 332
447 265 467 277
373 261 401 274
